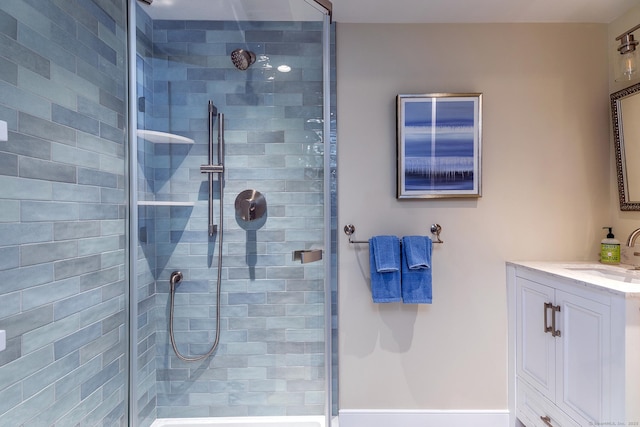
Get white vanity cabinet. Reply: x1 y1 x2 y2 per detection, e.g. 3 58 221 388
507 262 640 427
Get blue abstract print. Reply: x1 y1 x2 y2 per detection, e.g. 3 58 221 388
403 98 476 192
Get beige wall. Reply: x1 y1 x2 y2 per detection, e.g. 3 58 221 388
336 23 610 409
611 5 640 245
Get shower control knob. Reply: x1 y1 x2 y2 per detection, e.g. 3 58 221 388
235 190 266 222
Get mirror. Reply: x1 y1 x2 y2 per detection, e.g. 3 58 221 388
611 82 640 210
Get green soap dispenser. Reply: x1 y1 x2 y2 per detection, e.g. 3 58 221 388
601 227 620 265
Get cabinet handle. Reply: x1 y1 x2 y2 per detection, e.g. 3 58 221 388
551 304 561 337
540 415 554 427
544 302 553 334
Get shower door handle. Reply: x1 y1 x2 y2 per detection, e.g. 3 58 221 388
292 249 323 264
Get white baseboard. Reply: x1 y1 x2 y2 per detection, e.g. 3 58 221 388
338 409 510 427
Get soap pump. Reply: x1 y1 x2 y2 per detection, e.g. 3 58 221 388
600 227 620 265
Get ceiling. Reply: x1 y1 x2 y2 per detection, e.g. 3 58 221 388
332 0 638 23
142 0 638 24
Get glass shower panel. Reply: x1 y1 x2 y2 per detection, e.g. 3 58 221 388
132 1 333 424
0 0 129 425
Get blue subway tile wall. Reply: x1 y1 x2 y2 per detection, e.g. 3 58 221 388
134 12 336 419
0 0 128 425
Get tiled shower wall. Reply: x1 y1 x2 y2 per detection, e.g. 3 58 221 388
135 11 336 419
0 0 128 426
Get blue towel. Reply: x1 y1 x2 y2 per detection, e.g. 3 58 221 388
401 236 432 304
369 235 401 303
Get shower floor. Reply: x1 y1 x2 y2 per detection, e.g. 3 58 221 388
150 416 337 427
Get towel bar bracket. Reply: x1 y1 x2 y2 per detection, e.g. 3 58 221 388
344 224 444 244
343 224 368 244
430 224 443 243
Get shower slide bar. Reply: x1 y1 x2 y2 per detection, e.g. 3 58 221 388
343 223 444 244
167 100 225 363
201 101 224 236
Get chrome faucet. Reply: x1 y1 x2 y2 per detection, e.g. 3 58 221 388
627 228 640 269
627 228 640 247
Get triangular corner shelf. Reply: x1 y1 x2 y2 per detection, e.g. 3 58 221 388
137 129 194 144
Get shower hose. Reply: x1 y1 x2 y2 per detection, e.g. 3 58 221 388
168 195 223 362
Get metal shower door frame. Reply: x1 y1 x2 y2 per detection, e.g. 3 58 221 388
126 1 335 425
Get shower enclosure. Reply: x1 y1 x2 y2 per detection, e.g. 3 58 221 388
0 0 335 426
130 1 336 426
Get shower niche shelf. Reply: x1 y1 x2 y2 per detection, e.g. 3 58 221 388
136 129 195 209
136 129 194 144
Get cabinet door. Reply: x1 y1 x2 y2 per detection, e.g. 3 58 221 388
517 277 556 401
555 290 610 425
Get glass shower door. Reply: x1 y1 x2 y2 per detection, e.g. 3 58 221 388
130 1 335 425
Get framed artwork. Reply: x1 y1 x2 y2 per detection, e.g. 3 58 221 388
397 93 482 199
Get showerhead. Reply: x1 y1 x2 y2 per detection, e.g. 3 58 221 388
231 49 256 71
138 0 152 5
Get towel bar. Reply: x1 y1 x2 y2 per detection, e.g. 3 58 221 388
344 223 444 244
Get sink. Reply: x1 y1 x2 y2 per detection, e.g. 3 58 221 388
564 265 640 284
